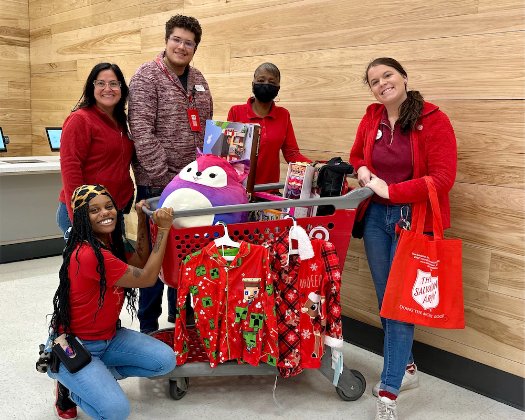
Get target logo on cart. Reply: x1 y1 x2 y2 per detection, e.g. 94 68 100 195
309 226 330 241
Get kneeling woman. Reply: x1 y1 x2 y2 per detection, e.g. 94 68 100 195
48 184 176 419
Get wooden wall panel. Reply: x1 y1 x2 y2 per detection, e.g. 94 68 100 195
229 7 523 58
17 0 525 379
0 0 30 156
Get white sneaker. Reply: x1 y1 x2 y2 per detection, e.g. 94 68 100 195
372 364 419 397
375 396 398 420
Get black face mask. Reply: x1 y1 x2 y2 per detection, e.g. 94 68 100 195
252 83 280 103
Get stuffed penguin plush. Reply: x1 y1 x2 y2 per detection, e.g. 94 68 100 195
158 153 250 228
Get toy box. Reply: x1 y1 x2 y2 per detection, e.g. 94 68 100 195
283 162 316 218
203 120 260 194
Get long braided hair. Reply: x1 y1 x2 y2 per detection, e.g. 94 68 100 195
364 57 424 132
49 185 137 334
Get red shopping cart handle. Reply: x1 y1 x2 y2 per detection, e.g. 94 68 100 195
143 187 373 219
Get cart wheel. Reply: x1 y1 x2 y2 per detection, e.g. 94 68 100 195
335 369 366 401
169 377 189 400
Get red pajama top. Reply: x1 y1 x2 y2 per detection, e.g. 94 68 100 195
270 233 344 378
68 244 128 340
227 98 311 184
174 241 279 368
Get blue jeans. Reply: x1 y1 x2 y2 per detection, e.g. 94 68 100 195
56 202 72 240
363 202 415 396
136 185 176 333
47 328 176 419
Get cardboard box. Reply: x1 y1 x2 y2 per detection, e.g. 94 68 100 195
283 162 316 218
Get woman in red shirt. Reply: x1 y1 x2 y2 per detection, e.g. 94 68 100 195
350 57 457 420
57 63 135 238
227 63 311 186
48 184 175 419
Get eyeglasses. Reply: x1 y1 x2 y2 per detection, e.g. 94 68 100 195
93 80 121 90
168 36 196 49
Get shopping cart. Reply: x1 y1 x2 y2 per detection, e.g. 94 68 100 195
143 186 373 402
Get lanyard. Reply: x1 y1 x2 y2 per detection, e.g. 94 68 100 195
155 56 196 106
155 56 202 135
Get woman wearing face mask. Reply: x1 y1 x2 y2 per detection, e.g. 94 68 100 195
227 63 311 185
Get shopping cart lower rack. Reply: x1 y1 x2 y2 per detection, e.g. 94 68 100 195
144 187 373 402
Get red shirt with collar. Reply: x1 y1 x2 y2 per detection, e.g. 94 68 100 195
59 106 134 220
227 98 311 184
350 101 457 230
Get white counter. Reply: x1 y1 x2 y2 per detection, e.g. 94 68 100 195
0 156 60 175
0 156 63 262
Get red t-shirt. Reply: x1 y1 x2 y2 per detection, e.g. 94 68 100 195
228 98 311 185
68 244 129 340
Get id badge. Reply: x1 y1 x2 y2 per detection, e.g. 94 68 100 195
187 108 201 132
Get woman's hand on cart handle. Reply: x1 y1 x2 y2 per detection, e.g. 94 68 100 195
153 207 174 229
135 199 149 220
357 166 372 187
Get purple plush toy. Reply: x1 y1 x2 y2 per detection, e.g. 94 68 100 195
158 153 250 228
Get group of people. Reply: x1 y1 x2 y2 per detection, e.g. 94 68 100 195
48 12 456 420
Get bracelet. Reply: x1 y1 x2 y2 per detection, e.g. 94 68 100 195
157 227 171 232
158 208 174 217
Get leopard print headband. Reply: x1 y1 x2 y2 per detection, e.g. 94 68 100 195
71 184 111 212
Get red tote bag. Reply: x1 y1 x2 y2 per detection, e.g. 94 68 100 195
379 176 464 329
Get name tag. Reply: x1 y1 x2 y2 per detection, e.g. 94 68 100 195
187 108 202 132
194 84 205 92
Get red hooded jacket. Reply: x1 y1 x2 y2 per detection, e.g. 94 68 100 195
350 101 457 230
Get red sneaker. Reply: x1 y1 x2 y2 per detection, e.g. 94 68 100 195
54 381 77 420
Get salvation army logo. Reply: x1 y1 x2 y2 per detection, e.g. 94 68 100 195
412 269 439 310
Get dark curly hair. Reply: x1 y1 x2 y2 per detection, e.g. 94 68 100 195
165 14 202 47
364 57 424 132
49 196 137 335
73 62 129 136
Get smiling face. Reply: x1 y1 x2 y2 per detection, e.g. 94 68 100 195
165 27 196 74
367 64 408 108
93 69 122 115
87 194 117 240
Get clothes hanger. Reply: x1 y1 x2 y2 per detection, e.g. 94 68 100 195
214 221 240 261
284 215 299 256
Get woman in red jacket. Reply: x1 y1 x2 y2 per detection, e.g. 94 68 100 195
227 63 311 186
57 63 135 239
349 57 457 420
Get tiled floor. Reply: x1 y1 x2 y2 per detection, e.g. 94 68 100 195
1 256 522 419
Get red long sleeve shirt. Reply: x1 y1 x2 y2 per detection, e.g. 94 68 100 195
228 98 311 185
350 101 457 230
59 106 134 220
